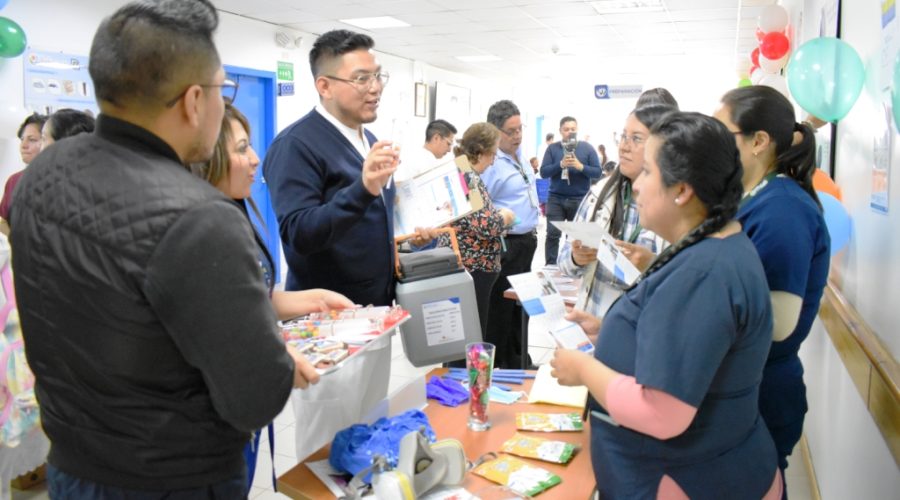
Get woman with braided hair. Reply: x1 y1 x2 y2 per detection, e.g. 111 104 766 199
551 112 781 499
714 86 830 495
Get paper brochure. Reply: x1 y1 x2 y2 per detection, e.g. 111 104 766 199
506 272 593 354
551 220 641 285
393 156 482 236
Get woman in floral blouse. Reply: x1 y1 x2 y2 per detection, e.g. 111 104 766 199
440 122 514 338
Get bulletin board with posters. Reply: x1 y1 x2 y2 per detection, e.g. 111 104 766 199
22 48 99 116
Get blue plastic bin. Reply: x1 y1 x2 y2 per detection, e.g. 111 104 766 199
535 178 550 204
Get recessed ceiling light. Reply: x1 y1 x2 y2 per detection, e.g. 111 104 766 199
590 0 666 14
339 16 410 30
455 55 502 62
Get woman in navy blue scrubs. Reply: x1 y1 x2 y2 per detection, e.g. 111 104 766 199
552 112 781 499
714 86 830 491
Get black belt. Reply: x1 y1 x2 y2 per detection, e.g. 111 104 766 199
505 231 536 239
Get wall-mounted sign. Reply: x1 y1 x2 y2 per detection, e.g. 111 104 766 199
23 49 98 116
277 61 294 81
594 84 643 100
277 82 295 96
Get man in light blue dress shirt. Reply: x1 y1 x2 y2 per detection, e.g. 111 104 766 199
479 100 540 368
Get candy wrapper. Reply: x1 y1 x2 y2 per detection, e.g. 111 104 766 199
515 412 584 432
466 342 495 431
280 306 410 375
500 433 577 464
471 455 561 497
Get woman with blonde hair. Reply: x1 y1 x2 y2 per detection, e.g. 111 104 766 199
439 122 514 340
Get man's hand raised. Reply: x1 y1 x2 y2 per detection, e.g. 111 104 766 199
363 140 400 196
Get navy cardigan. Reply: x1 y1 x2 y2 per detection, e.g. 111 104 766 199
262 109 395 306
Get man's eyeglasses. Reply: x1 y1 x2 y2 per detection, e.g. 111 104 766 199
323 72 390 91
615 132 645 147
500 126 523 137
164 79 239 108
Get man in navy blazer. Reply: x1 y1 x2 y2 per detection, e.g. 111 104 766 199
263 30 399 306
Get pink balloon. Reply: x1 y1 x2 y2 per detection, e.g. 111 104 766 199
760 32 790 60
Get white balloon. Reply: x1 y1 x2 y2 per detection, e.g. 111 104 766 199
759 5 789 33
736 56 753 78
759 73 790 99
759 53 789 74
750 69 766 85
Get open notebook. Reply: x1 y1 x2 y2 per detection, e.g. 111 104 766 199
527 364 588 409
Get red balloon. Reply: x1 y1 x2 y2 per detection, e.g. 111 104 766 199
751 47 760 67
750 65 759 76
756 27 766 42
760 32 790 60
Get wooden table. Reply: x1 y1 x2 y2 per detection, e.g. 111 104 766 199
277 368 595 499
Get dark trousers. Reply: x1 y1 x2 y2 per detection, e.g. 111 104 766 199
545 194 583 265
470 270 499 340
485 232 537 368
47 464 247 500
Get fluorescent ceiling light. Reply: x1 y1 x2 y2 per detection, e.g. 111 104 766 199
455 55 502 62
590 1 666 14
339 16 410 29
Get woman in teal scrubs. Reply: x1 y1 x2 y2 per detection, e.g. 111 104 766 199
552 112 780 499
714 86 830 495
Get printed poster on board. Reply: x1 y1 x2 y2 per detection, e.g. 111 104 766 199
871 101 893 214
23 49 98 116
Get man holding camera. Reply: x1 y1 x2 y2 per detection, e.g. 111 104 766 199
540 116 602 265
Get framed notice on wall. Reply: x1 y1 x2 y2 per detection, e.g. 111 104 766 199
414 82 427 117
23 48 99 116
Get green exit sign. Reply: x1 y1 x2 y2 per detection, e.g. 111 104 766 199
277 61 294 81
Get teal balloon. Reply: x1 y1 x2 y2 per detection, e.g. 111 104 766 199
892 53 900 130
0 16 26 58
819 192 850 256
787 37 865 122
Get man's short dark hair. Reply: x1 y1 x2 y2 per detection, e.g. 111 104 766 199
559 116 576 128
486 100 520 130
545 132 554 142
309 30 375 78
425 119 457 142
89 0 220 109
17 113 47 139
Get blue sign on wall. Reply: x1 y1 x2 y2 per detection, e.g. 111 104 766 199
277 82 295 96
23 49 99 116
594 84 643 100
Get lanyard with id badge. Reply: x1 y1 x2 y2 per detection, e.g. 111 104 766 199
510 156 539 210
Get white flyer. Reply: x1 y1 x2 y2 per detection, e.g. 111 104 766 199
552 220 641 285
393 157 480 236
595 231 641 285
507 272 593 353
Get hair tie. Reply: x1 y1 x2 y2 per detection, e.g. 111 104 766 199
794 122 804 132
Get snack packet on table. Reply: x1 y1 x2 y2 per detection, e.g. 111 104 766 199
515 412 583 432
471 455 561 497
500 433 577 464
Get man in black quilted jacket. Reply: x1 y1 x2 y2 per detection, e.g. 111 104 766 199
9 0 318 496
